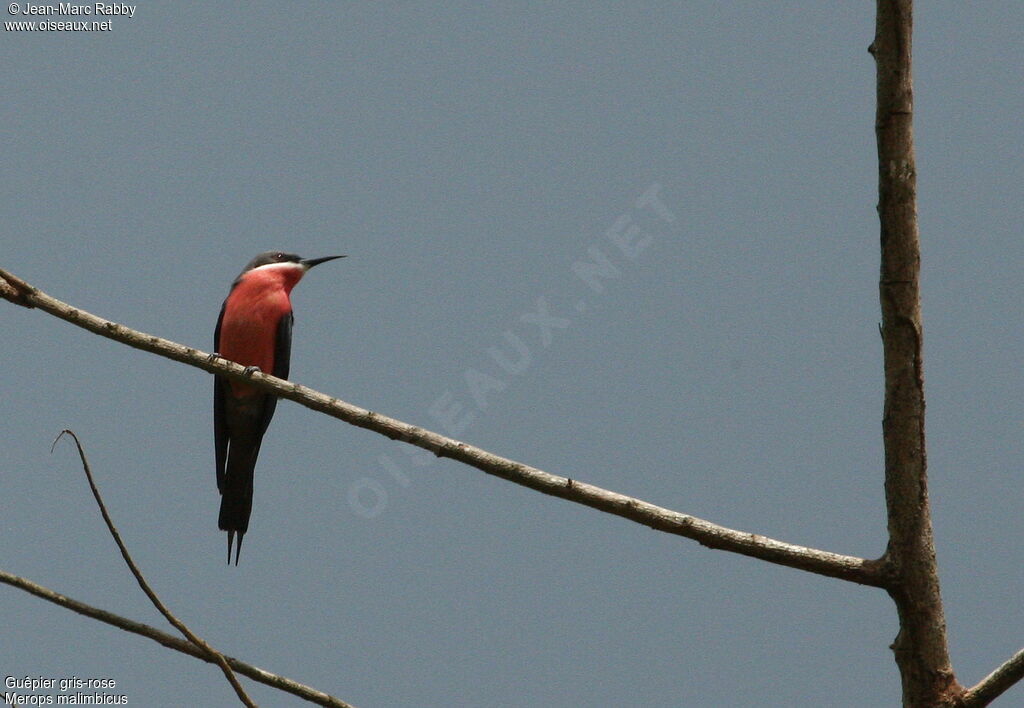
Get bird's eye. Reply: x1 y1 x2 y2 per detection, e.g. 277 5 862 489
275 252 284 259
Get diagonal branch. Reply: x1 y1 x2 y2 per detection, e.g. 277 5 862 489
52 429 256 707
1 266 886 587
0 569 356 707
957 649 1024 708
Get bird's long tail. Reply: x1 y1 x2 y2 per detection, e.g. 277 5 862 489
218 445 258 565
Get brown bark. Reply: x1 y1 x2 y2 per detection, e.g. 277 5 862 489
871 1 959 705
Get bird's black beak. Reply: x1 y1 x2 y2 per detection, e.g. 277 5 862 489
301 255 346 269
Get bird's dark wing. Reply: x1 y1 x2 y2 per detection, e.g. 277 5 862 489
254 310 293 437
213 300 228 491
274 311 293 382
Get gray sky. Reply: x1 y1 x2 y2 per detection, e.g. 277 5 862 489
3 3 1022 706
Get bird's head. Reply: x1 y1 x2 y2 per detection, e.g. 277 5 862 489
241 251 346 275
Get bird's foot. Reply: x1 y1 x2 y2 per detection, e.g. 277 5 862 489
242 365 262 377
206 351 223 363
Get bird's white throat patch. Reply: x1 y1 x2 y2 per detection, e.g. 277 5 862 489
251 261 307 273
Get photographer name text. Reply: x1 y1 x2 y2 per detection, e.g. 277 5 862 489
12 3 134 17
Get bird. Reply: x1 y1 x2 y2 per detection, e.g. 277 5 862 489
213 251 344 564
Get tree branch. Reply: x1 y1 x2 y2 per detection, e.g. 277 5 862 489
870 1 962 705
0 265 885 586
53 430 256 707
0 569 356 708
958 649 1024 708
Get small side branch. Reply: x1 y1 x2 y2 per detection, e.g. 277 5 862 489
1 267 886 587
957 649 1024 708
53 430 255 708
0 266 34 306
0 569 355 708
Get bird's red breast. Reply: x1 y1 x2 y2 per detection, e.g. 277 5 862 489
218 264 304 397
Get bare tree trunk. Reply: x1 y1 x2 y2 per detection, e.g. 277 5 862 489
871 2 959 705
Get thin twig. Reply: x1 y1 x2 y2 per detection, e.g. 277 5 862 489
0 568 355 708
2 267 886 587
52 430 257 707
957 648 1024 707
